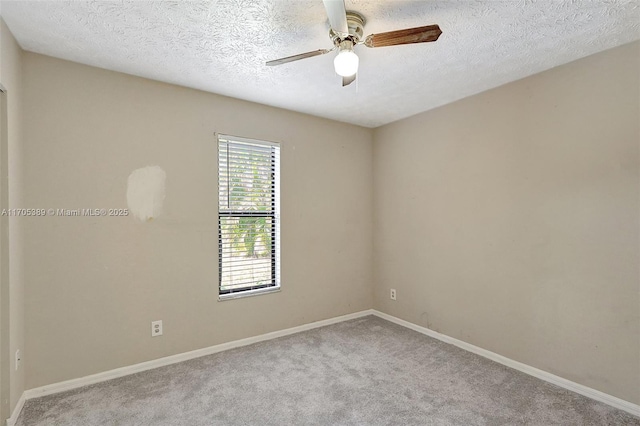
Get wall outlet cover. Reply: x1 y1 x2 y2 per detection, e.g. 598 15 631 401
151 320 163 337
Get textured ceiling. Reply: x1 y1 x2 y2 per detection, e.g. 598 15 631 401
2 0 639 127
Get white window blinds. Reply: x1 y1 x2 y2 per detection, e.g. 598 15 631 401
218 135 280 297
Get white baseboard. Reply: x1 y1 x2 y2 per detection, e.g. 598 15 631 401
24 309 374 401
12 308 639 421
371 310 640 418
5 392 25 426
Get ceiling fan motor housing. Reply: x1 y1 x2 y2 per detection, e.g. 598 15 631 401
330 11 365 45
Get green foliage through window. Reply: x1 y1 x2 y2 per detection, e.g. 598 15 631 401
218 136 280 295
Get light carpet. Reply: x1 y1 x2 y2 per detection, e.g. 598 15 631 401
17 316 640 425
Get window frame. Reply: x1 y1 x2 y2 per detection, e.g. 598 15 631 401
217 134 281 301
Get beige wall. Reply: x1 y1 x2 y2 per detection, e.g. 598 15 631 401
22 53 373 389
0 18 25 419
373 41 640 404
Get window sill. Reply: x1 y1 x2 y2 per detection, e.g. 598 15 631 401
218 286 281 301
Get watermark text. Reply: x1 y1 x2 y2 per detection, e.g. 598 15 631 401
0 208 129 217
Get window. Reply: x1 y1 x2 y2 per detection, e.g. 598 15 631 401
218 134 280 299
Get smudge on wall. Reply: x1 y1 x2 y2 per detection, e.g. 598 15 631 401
126 166 166 222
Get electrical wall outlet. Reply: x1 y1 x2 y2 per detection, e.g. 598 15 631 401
390 289 396 300
15 349 21 371
151 320 163 337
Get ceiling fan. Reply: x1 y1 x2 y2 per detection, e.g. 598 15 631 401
266 0 442 86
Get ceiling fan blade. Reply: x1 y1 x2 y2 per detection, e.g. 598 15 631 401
342 74 356 87
323 0 348 35
266 49 331 66
364 25 442 48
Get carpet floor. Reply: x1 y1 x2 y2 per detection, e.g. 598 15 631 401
17 316 640 425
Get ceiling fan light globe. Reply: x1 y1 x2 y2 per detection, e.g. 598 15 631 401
334 50 359 77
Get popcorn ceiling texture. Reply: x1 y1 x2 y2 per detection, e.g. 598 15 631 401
2 0 639 127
